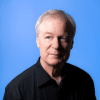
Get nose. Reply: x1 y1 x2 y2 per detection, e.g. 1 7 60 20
52 38 60 49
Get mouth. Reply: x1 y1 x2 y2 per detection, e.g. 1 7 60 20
50 53 63 57
50 54 59 55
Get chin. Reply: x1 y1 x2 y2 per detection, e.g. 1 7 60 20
46 57 64 66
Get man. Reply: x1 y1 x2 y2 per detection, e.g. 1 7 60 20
3 9 96 100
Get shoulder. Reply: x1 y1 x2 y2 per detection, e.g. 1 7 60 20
65 63 94 83
3 59 42 100
64 63 95 92
63 63 96 100
5 63 37 92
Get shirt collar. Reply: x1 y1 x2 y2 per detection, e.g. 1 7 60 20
35 57 70 87
35 57 51 87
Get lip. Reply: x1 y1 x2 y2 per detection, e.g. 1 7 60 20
49 54 60 57
50 54 59 55
50 54 59 58
50 52 63 57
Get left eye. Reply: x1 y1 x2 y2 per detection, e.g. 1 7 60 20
60 37 66 40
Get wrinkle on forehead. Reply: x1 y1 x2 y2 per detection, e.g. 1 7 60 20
40 19 65 36
40 16 66 31
38 15 73 38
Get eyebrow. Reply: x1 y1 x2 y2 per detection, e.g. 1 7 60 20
44 32 53 35
44 32 69 36
61 34 69 37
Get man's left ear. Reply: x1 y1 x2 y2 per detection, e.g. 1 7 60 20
71 40 74 49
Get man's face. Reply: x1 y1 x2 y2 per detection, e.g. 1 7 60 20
36 17 73 66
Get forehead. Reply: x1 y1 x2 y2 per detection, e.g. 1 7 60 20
39 17 67 35
42 15 67 25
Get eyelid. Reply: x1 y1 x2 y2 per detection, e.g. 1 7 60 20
46 36 51 38
61 34 69 37
61 36 67 38
60 36 67 39
45 36 52 40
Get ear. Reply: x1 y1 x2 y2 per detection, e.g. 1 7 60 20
36 38 40 48
70 40 74 49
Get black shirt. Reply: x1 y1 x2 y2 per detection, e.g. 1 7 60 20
3 57 96 100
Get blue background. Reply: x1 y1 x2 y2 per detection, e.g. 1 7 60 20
0 0 100 100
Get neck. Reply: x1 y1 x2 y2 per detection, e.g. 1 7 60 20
40 57 64 79
40 58 54 78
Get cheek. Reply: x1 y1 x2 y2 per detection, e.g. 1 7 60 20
62 43 69 50
39 41 51 55
64 42 72 49
61 43 71 56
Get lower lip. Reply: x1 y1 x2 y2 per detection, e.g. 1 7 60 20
50 54 59 57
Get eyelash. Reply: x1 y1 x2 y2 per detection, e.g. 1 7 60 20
45 36 67 42
46 36 51 39
60 37 66 40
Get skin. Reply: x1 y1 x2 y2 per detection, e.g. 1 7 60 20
36 16 73 85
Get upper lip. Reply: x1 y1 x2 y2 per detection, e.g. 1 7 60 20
50 53 59 55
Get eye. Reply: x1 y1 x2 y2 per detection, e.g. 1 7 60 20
61 37 65 40
46 36 51 39
60 37 66 41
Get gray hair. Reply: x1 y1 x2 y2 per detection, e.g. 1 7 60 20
35 9 76 39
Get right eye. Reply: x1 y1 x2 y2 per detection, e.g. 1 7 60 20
46 36 51 39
